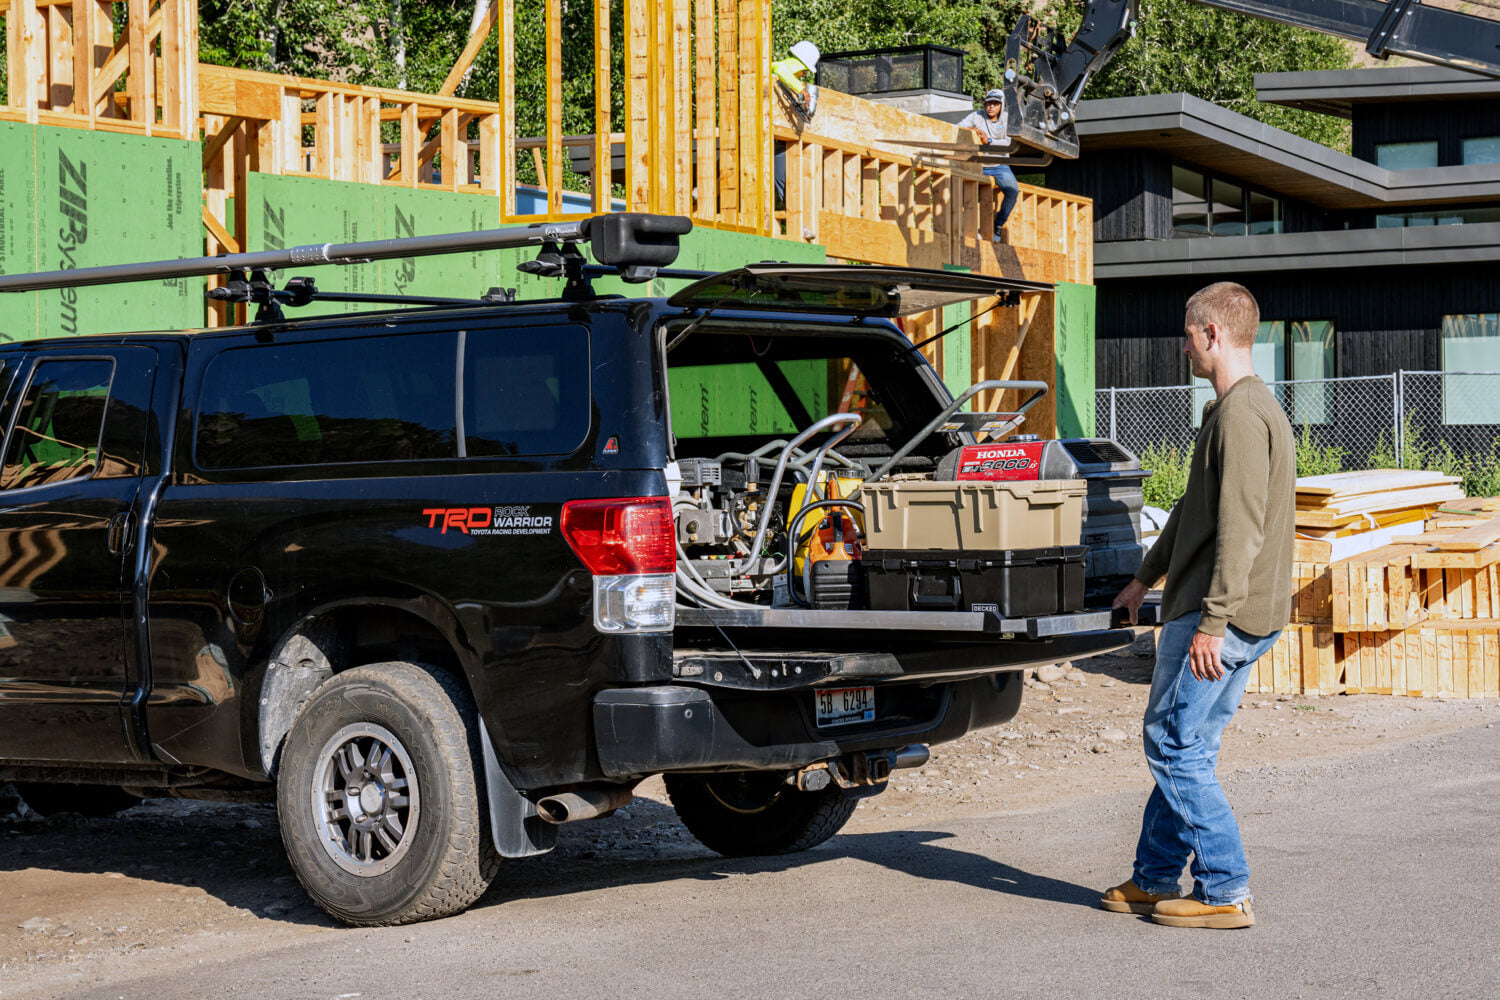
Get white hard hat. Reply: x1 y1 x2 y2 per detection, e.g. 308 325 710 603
790 41 821 71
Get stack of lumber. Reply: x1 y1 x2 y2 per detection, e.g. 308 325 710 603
1294 469 1463 537
1245 473 1498 699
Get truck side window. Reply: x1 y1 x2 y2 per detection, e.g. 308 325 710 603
463 326 591 457
0 359 115 490
195 332 457 469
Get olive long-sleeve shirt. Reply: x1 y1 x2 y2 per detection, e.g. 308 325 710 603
1134 375 1295 638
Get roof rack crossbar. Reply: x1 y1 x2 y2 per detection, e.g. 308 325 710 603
0 214 692 295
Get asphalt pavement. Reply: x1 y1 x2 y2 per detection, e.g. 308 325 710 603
47 721 1500 1000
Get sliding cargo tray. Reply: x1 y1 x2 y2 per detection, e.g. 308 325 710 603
674 606 1120 640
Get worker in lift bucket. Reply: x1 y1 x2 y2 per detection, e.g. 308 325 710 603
773 40 820 122
958 89 1020 242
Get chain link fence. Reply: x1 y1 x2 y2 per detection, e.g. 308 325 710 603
1096 370 1500 471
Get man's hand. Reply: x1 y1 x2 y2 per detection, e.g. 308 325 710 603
1111 578 1148 625
969 127 989 145
1189 631 1224 681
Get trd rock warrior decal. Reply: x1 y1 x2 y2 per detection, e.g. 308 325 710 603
422 506 556 536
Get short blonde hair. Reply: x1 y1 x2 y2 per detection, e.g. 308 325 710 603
1185 282 1259 348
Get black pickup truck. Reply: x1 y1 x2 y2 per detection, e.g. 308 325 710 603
0 216 1136 925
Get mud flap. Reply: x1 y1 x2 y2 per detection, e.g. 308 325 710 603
480 725 557 858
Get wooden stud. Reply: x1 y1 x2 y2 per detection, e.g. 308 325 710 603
625 0 651 213
545 0 563 213
500 0 517 218
672 0 693 216
399 103 419 187
783 141 802 238
478 112 501 195
716 0 738 224
736 0 761 231
442 106 463 190
592 0 614 213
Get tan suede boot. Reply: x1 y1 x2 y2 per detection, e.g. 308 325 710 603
1099 880 1182 914
1151 896 1255 928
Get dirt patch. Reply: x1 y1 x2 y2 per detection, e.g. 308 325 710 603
3 640 1497 998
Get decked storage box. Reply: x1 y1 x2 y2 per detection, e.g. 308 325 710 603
861 480 1086 551
863 547 1088 617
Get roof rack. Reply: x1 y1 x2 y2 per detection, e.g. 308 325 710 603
0 213 693 322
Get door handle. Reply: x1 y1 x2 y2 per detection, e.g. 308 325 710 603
107 511 138 556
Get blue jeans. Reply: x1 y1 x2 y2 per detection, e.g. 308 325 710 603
1132 611 1278 905
984 165 1019 231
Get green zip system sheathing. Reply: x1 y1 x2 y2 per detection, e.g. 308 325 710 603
0 123 202 342
1054 281 1096 438
243 174 826 311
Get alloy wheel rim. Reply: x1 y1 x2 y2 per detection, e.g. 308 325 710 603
310 722 421 877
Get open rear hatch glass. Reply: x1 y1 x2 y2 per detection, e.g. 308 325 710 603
666 264 1053 317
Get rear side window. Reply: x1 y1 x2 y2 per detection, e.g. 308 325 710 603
463 326 591 456
1 359 115 490
196 333 457 469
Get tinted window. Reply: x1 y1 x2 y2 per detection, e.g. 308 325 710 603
1171 166 1208 237
463 326 591 457
1376 141 1438 170
196 333 457 469
1210 179 1246 237
1463 137 1500 166
1 359 114 490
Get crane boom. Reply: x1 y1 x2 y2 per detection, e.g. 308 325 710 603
1002 0 1500 160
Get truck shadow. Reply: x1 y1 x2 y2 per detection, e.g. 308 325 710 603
482 816 1099 914
0 788 1098 928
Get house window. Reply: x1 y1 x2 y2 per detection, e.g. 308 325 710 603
1375 206 1500 228
1376 141 1438 170
1441 313 1500 425
1289 320 1336 424
1462 137 1500 166
1172 165 1281 238
1171 166 1209 236
1189 320 1335 425
1248 191 1282 235
1211 179 1247 237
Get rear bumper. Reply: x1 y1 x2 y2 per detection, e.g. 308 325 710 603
595 616 1133 779
593 672 1023 778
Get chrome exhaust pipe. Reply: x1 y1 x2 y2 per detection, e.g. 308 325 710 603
536 786 634 824
891 744 929 770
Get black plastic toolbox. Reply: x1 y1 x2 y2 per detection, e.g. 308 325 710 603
862 546 1088 618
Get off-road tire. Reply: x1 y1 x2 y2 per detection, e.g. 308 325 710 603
276 661 499 926
664 771 857 857
12 783 141 818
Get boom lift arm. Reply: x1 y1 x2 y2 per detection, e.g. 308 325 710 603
1002 0 1500 160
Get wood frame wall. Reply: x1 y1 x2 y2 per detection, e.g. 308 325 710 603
1 0 198 138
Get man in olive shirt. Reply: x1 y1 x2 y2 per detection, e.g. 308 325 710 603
1104 281 1295 929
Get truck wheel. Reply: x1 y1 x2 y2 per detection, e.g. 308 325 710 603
12 783 141 818
275 661 499 926
664 771 857 857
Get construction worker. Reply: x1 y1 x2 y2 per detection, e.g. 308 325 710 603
772 40 820 122
773 41 819 218
957 89 1020 241
1106 282 1295 930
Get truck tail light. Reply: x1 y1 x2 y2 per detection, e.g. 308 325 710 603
561 497 676 633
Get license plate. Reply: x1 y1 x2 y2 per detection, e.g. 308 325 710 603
815 686 875 727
